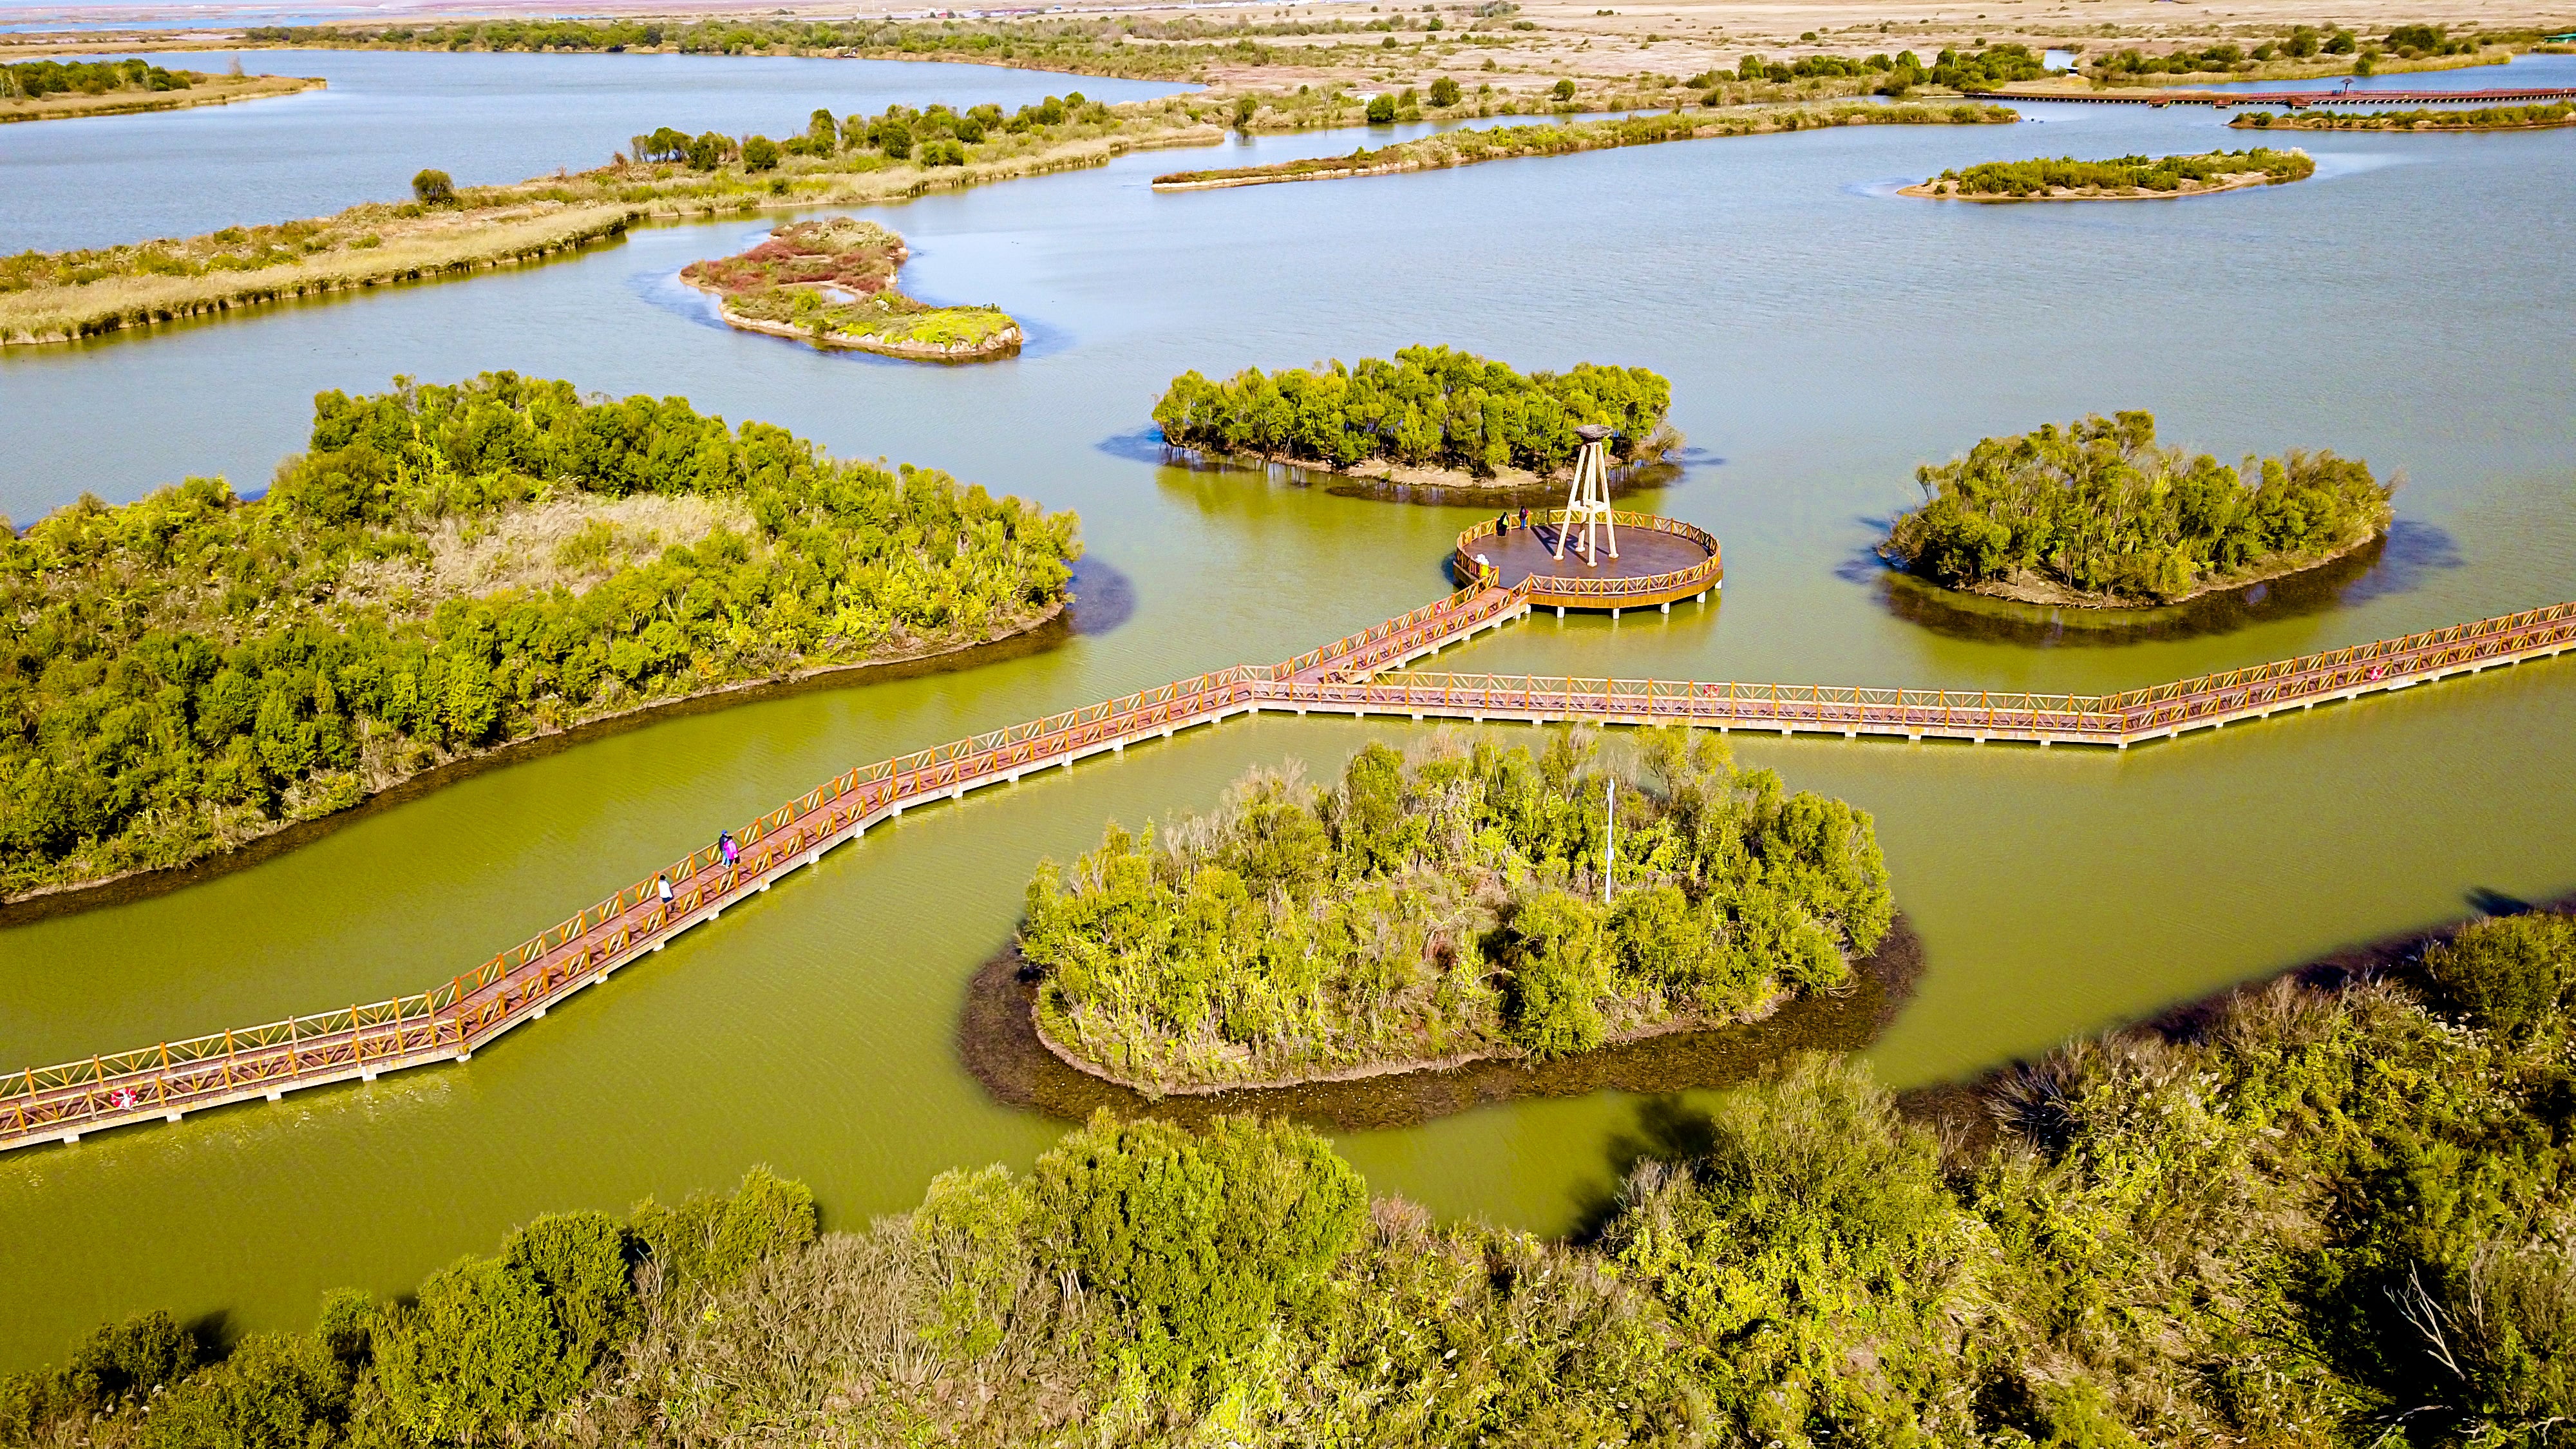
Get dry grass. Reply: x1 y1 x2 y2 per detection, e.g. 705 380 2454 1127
0 203 643 345
337 491 755 610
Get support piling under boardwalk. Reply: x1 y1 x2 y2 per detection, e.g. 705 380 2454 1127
5 518 2572 1153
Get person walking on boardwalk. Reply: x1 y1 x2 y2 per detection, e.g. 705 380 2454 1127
1519 505 1531 532
1497 511 1510 536
718 830 739 887
655 872 673 922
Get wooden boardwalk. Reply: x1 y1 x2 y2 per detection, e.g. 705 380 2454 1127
6 584 2571 1153
1970 84 2576 108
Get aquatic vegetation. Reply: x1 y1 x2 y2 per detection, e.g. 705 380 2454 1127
680 217 1020 361
9 912 2572 1443
1019 728 1893 1090
1151 102 2018 190
0 373 1079 898
1917 146 2315 198
2237 100 2576 131
1153 343 1672 479
1879 410 2391 606
0 61 319 126
0 58 193 99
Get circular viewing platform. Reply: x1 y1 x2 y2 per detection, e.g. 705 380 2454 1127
1452 510 1722 612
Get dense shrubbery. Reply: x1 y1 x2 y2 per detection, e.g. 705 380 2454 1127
2242 100 2575 130
1153 345 1672 477
628 93 1101 171
1926 146 2314 196
1021 729 1893 1088
0 372 1078 896
17 914 2573 1444
1880 410 2392 603
1158 103 2015 189
1926 42 2056 89
0 1169 811 1448
0 59 192 100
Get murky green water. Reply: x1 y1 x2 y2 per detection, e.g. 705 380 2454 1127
2 57 2573 1368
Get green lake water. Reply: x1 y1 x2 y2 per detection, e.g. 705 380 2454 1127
1 55 2572 1368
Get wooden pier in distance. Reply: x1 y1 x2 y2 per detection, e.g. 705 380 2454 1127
6 511 2572 1154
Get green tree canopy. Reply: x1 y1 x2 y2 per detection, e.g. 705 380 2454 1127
1022 728 1892 1088
1879 410 2390 603
1151 344 1672 478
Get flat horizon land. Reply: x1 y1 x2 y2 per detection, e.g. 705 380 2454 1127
5 0 2563 97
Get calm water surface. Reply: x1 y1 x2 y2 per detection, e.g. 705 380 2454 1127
0 48 1191 252
1 58 2572 1368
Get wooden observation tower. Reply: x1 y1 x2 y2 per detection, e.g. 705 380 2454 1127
1551 423 1619 567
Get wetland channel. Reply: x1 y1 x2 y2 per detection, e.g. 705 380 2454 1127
0 52 2571 1369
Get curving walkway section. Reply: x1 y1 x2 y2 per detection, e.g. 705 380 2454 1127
5 586 2572 1153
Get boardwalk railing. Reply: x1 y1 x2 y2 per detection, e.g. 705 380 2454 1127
1967 85 2576 107
6 590 2571 1152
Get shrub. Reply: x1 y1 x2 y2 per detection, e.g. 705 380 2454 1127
630 1165 819 1303
1879 410 2390 602
2425 914 2576 1037
137 1332 352 1449
409 168 454 204
740 133 779 171
1025 729 1890 1087
1366 92 1397 122
1430 75 1461 106
1153 343 1671 478
1550 77 1577 100
1033 1113 1365 1390
371 1253 571 1443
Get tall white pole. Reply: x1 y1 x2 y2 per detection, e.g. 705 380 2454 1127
1603 775 1615 905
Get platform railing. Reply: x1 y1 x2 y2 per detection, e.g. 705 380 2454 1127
1453 510 1723 604
6 589 2570 1151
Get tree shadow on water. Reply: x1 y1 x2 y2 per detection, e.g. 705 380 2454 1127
1860 520 2464 648
1065 556 1135 637
960 917 1925 1137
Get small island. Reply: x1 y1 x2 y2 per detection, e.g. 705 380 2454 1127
2233 100 2576 132
1904 147 2313 201
1878 410 2392 609
0 58 323 124
1150 102 2016 191
1019 730 1893 1094
1153 345 1675 490
679 217 1021 362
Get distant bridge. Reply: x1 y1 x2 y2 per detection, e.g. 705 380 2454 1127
1970 84 2576 108
5 563 2570 1153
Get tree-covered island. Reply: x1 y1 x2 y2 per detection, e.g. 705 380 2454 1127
0 373 1079 901
1152 344 1674 489
1904 147 2314 200
1150 102 2017 191
0 57 323 124
1019 729 1893 1093
680 218 1021 361
1879 411 2392 608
